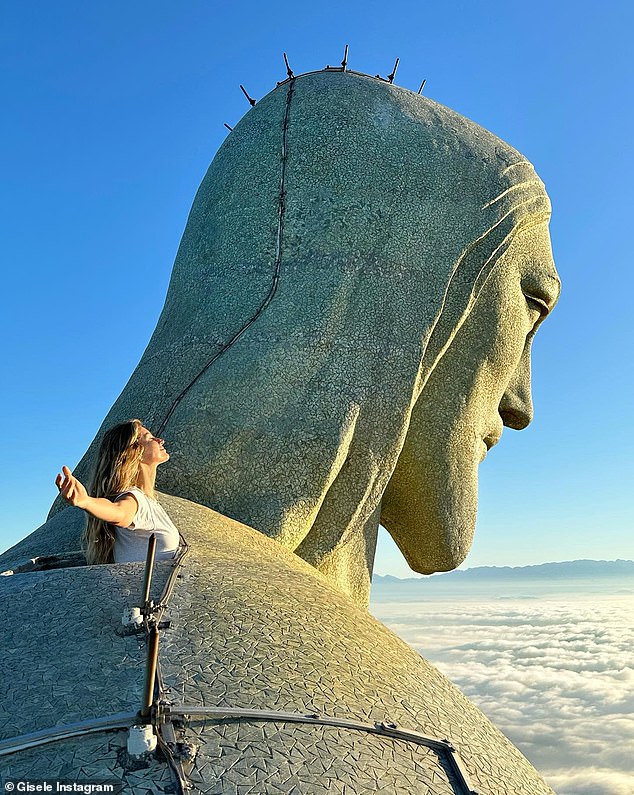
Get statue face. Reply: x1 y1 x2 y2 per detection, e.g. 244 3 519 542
381 222 560 573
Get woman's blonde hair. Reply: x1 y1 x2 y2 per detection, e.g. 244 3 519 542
83 419 144 565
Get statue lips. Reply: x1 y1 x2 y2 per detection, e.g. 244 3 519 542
481 427 503 461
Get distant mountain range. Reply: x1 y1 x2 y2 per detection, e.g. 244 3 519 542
373 559 634 583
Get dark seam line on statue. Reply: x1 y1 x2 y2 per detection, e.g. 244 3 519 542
155 78 296 436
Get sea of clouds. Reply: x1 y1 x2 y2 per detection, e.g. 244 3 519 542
370 581 633 795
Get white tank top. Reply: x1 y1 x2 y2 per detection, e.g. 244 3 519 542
112 486 180 563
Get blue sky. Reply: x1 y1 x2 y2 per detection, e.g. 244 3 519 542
1 1 632 575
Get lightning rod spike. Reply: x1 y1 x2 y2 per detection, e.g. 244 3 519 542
239 84 256 107
341 44 349 71
387 57 400 84
283 52 294 79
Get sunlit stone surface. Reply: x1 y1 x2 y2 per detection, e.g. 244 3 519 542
42 69 557 605
1 496 555 793
1 69 559 793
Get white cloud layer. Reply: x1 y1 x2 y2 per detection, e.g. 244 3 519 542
371 591 634 795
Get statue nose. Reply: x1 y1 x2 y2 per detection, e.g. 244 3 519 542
499 388 533 430
498 346 534 430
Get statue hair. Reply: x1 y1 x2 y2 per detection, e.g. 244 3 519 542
82 419 144 565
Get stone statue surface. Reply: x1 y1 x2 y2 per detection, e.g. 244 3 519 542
4 69 559 605
0 494 556 794
0 68 561 794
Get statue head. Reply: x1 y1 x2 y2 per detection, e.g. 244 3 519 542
46 69 559 602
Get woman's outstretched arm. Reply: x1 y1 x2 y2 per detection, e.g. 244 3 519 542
55 465 138 527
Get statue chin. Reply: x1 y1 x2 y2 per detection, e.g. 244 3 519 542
377 393 484 576
382 506 476 575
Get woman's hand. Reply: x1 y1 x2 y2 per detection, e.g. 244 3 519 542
55 465 90 509
55 466 138 526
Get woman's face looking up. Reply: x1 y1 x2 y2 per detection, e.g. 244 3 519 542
138 426 170 466
382 222 561 573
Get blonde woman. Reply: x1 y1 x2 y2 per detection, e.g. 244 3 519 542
55 419 180 565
